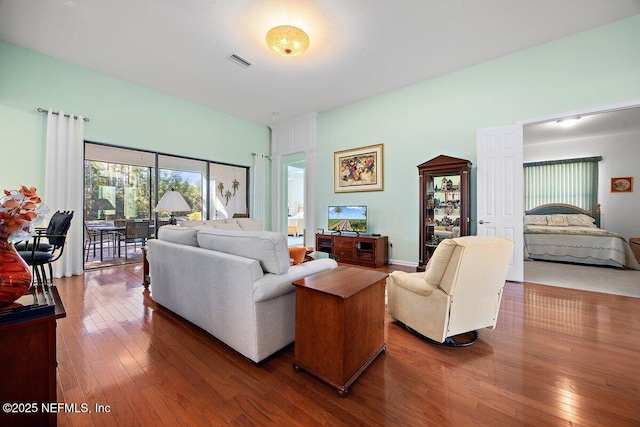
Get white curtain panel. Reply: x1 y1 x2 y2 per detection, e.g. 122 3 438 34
252 153 267 221
45 111 85 277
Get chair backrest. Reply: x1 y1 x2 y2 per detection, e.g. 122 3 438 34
126 220 150 239
425 236 514 337
114 219 127 227
46 211 74 247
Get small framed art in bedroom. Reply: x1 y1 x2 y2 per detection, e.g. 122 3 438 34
610 177 633 193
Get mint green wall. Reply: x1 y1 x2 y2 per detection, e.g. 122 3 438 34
0 41 271 225
317 15 640 264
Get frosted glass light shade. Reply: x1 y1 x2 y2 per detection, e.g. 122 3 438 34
266 25 310 57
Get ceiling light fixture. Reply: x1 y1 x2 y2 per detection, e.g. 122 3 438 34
266 25 310 57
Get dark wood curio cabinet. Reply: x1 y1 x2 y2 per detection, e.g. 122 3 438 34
417 155 471 271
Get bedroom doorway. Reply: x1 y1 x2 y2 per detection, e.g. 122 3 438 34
521 104 640 290
286 159 305 247
477 98 640 285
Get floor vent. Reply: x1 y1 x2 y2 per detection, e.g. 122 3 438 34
227 53 252 68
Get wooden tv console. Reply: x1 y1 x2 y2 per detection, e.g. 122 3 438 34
315 233 388 268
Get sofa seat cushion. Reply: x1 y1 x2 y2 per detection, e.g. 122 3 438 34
252 258 338 303
197 228 290 274
157 225 200 247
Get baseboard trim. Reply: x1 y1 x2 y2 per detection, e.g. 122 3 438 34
388 259 417 267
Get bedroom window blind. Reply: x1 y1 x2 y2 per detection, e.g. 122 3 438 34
524 156 601 211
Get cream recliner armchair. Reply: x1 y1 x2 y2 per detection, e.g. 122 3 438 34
388 236 514 346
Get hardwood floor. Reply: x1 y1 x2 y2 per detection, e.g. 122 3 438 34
50 263 640 426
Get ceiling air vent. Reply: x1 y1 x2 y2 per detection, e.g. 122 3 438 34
227 53 252 68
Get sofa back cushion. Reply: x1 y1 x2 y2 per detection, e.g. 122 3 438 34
180 219 226 228
235 218 263 231
157 225 200 247
180 218 263 230
197 228 290 274
211 221 243 230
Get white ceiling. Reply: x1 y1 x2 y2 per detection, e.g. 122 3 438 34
1 0 639 126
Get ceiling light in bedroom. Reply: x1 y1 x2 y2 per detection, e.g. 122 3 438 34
556 116 581 127
266 25 310 57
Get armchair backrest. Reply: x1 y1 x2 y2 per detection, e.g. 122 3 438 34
425 236 514 336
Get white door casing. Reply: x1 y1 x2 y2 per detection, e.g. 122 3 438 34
476 125 524 282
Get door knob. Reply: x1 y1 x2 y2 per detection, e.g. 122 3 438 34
478 220 490 224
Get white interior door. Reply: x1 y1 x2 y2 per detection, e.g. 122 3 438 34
476 125 524 282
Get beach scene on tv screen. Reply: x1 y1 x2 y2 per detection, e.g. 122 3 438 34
328 206 367 233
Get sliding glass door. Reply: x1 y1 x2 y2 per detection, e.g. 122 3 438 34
85 142 250 228
84 145 155 221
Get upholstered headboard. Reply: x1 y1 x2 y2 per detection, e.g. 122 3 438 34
525 203 601 228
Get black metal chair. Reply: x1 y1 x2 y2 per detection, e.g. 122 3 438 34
18 210 74 286
13 211 72 253
84 221 110 261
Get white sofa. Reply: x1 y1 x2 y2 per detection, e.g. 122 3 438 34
179 217 264 231
147 225 338 363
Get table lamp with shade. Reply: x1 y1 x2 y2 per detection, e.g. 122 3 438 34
154 188 191 225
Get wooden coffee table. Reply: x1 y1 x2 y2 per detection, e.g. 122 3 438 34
292 266 388 396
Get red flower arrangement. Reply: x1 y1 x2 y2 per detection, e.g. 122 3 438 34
0 185 49 243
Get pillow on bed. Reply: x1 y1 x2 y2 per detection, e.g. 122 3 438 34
565 214 597 228
547 215 569 227
524 215 548 225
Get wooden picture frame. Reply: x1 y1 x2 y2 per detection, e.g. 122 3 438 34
334 144 384 193
610 177 633 193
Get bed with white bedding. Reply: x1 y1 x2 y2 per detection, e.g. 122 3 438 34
524 204 640 270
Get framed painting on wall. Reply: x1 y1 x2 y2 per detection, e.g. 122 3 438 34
334 144 384 193
610 177 633 193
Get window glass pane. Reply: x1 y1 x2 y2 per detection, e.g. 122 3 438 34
85 143 250 229
158 155 207 222
524 159 599 211
85 143 155 167
157 169 203 221
84 161 152 221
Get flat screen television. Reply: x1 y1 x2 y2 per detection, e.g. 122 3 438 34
328 205 367 234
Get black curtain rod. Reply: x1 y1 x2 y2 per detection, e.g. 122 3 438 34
37 107 90 122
